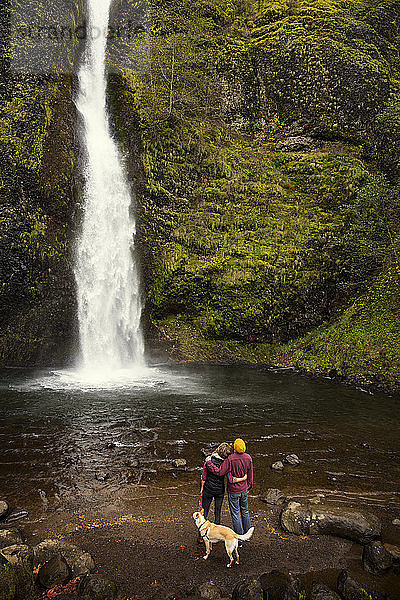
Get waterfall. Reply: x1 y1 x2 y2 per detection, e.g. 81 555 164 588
74 0 145 371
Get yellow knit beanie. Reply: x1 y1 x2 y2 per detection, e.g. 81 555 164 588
234 438 246 453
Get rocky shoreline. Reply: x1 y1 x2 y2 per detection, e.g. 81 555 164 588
1 490 399 600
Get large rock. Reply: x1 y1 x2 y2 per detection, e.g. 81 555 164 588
37 554 69 589
259 489 287 506
0 502 9 521
281 502 381 543
312 582 341 600
258 572 305 600
34 538 95 577
232 577 263 600
0 530 23 549
362 541 392 574
78 573 117 600
197 581 223 599
0 545 33 568
337 570 387 600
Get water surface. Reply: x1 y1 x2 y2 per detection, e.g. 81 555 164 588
0 365 399 516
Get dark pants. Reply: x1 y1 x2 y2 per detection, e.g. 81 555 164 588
202 491 224 524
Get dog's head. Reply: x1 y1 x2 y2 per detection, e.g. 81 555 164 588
193 509 205 527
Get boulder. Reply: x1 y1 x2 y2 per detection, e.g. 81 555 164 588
362 541 392 574
232 577 263 600
34 539 95 578
197 580 223 599
37 555 69 589
0 529 23 549
258 572 306 600
78 573 117 600
284 454 301 466
259 489 287 506
312 582 341 600
0 502 9 521
281 502 381 543
283 574 307 600
337 570 386 600
0 545 33 568
271 461 284 471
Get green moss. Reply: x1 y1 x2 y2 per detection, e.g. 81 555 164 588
286 267 400 384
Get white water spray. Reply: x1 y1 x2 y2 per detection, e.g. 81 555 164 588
74 0 145 371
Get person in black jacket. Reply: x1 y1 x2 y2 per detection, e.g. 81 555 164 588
199 442 247 528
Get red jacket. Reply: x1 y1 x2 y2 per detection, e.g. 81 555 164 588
206 452 253 493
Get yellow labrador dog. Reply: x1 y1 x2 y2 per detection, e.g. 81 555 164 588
193 509 254 567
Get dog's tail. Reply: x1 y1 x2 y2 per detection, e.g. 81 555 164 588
236 526 254 541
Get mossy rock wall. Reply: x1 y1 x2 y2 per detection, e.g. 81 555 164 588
108 0 400 387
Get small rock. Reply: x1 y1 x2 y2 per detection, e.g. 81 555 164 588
284 454 300 466
78 573 117 600
197 580 223 599
259 489 287 506
309 494 325 505
312 581 341 600
0 529 23 549
38 555 69 588
0 544 33 567
95 471 110 482
232 577 263 600
173 459 187 468
0 502 9 520
3 509 29 524
384 543 400 561
271 461 284 471
392 518 400 526
362 540 392 574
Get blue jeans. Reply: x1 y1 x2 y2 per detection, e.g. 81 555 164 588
228 490 251 535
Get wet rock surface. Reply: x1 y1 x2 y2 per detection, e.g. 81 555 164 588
0 529 23 549
259 489 287 506
362 541 393 574
0 544 33 567
311 581 341 600
232 577 263 600
281 502 381 543
271 461 284 471
34 538 95 578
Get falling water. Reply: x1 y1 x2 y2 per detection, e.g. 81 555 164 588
74 0 145 371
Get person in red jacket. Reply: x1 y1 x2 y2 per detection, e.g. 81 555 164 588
205 438 253 536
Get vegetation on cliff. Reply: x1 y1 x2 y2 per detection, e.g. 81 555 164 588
0 0 399 388
110 0 400 387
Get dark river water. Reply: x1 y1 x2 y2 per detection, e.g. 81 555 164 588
0 365 399 517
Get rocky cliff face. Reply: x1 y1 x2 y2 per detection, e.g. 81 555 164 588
1 0 399 388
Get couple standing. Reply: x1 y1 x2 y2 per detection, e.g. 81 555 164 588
200 438 253 537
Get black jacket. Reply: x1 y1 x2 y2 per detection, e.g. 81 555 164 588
203 455 225 496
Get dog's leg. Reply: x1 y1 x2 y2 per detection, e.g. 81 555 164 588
225 540 234 568
234 541 239 565
203 539 210 560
